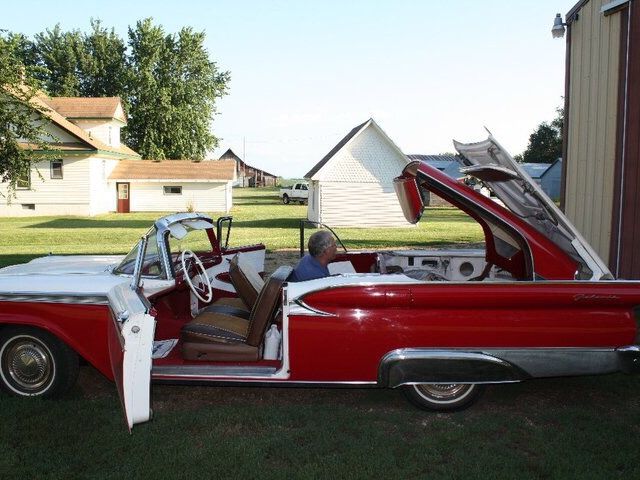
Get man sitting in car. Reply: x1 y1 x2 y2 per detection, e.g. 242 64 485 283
289 230 337 282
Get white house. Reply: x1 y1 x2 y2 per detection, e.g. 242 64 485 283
0 95 140 216
304 118 411 227
1 95 235 216
108 160 235 213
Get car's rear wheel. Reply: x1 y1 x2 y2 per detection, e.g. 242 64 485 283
402 383 484 411
282 194 290 204
0 327 79 398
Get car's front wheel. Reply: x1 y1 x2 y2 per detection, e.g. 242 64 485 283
402 383 484 412
0 327 79 398
282 194 290 204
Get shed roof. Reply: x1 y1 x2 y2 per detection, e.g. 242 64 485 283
305 118 408 180
304 120 369 179
109 159 236 181
40 96 127 123
521 162 553 179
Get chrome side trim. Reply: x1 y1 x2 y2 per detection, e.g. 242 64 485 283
486 348 622 377
378 349 528 388
152 365 277 377
289 299 336 317
378 347 638 388
0 293 109 305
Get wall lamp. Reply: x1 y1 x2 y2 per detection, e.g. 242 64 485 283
551 13 567 38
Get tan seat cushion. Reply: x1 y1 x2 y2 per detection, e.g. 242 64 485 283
182 311 249 344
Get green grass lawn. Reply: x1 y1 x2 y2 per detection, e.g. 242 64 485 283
1 188 639 478
0 187 483 268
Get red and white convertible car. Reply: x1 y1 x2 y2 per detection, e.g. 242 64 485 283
1 136 639 429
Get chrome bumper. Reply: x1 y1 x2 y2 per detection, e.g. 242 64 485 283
617 346 640 373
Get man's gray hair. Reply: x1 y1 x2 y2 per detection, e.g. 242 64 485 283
308 230 335 257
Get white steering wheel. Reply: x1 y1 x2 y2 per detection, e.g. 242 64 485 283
180 250 212 303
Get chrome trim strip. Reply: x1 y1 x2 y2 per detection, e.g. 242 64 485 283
152 365 277 377
290 299 336 317
0 293 109 305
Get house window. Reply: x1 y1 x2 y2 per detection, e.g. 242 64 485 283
50 160 63 179
16 164 30 189
163 186 182 195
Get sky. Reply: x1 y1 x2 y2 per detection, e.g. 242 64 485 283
2 0 578 178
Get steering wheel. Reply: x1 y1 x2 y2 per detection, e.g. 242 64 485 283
180 250 213 303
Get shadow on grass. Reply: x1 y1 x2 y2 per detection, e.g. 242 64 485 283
232 218 303 229
25 218 153 229
0 254 42 268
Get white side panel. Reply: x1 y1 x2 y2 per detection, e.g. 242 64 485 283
306 181 321 223
319 182 412 227
0 156 92 216
72 119 121 147
89 157 119 215
129 182 228 213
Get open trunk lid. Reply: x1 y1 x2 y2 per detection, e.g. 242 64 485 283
453 135 612 280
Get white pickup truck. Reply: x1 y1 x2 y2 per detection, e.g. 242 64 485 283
279 182 309 204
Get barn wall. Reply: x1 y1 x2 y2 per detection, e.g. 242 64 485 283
564 0 622 262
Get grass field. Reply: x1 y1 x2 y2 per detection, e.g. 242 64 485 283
1 188 639 479
0 188 484 268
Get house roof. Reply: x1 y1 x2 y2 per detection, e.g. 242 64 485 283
23 93 140 159
304 119 370 179
109 159 236 181
40 97 127 123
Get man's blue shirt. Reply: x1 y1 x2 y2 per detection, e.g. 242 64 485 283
289 254 330 282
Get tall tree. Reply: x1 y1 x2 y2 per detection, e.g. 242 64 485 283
125 19 229 159
31 25 84 96
516 106 564 164
0 32 52 193
78 20 128 98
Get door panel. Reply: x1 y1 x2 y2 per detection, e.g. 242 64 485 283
107 283 156 430
117 182 130 213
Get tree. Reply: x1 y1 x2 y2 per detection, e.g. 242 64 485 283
0 32 52 193
9 19 230 161
31 25 84 96
125 19 229 159
78 20 128 98
515 106 564 164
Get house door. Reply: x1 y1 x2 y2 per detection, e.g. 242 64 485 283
117 182 130 213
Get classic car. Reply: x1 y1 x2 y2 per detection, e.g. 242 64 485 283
1 135 639 430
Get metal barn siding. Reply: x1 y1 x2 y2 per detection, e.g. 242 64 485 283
564 0 622 263
611 2 640 278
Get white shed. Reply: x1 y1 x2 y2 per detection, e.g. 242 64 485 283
108 160 236 213
304 118 411 227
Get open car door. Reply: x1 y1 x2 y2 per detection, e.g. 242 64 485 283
107 281 156 431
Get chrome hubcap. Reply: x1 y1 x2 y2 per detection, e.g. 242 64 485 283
4 338 52 391
415 383 471 400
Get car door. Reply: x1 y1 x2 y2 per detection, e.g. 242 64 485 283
107 282 156 431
